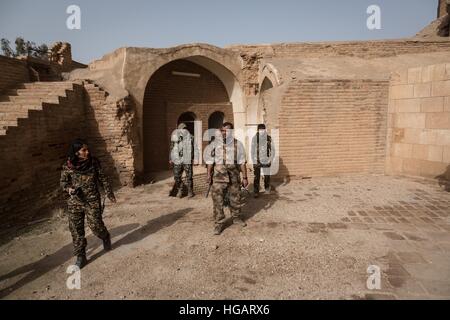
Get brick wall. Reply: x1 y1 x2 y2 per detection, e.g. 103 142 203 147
386 63 450 179
83 82 137 186
0 56 30 94
143 59 230 173
278 79 389 178
231 41 450 59
0 83 85 225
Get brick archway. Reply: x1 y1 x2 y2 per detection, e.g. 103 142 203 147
143 59 234 174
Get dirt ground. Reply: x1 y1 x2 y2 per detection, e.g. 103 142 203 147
1 174 449 300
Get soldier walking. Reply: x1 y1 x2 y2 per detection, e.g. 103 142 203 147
206 122 248 235
60 139 116 269
169 122 198 198
251 123 275 198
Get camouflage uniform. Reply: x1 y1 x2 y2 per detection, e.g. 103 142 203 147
170 127 197 196
173 163 193 194
60 158 114 256
251 132 274 193
209 138 246 228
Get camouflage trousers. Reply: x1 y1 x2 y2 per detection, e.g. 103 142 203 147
67 198 110 256
173 164 193 192
253 164 271 193
211 178 241 227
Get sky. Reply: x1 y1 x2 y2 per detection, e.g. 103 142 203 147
0 0 440 64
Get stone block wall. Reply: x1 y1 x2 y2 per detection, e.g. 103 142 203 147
386 63 450 179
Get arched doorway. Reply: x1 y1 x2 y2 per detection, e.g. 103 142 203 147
178 112 196 135
261 77 274 91
143 59 234 173
208 111 225 129
258 77 274 125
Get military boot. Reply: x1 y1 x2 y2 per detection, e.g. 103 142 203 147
233 218 247 227
188 189 195 198
103 236 112 251
176 187 183 198
213 224 223 235
75 254 87 269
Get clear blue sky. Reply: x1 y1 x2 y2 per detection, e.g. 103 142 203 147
0 0 440 64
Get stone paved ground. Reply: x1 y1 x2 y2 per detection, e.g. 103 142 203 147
0 174 449 300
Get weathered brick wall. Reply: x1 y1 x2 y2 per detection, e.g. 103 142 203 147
230 41 450 59
83 82 137 186
386 63 450 179
0 56 30 94
143 59 230 173
278 79 389 178
0 83 85 225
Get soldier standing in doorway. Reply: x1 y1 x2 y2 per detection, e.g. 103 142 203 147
206 122 249 235
169 122 198 198
251 123 275 198
60 139 116 269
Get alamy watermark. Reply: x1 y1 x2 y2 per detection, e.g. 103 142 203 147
366 265 381 290
367 5 381 30
66 265 81 290
66 5 81 30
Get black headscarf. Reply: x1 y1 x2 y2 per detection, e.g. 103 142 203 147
67 139 94 173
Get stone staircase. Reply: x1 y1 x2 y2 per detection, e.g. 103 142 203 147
0 81 79 135
0 81 86 224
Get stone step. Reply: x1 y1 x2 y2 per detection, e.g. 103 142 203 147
0 112 29 120
18 82 75 90
4 88 69 96
0 103 43 111
0 96 60 104
0 119 18 128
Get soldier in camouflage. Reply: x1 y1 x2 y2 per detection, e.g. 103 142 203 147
206 122 248 235
169 123 198 198
60 139 116 269
251 123 275 198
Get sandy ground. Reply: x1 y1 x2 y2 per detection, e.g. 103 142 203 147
1 174 450 300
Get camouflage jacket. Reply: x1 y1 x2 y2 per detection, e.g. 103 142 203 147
251 132 274 167
208 138 246 184
60 157 114 203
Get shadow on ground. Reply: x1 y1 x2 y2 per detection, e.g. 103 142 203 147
0 207 192 299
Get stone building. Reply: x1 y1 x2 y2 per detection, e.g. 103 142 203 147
0 2 449 223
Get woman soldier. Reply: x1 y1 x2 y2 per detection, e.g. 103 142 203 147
60 139 116 268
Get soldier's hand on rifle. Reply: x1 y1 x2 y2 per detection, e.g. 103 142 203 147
68 188 76 195
169 160 174 168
